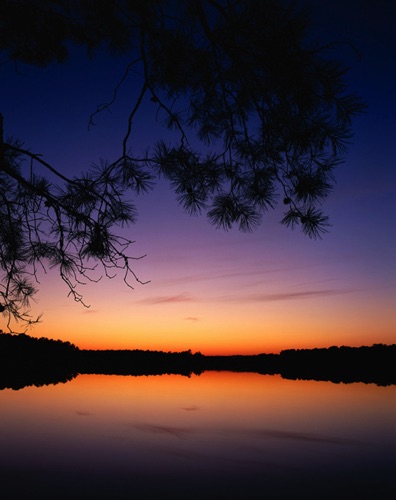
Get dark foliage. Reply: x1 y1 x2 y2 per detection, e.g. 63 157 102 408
77 348 203 377
0 332 78 389
1 333 394 389
278 344 396 385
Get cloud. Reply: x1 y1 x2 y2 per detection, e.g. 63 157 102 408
221 288 358 303
138 292 194 305
184 316 200 322
254 289 350 301
181 405 200 411
165 267 292 286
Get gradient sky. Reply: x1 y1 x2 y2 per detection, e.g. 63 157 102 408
1 1 395 354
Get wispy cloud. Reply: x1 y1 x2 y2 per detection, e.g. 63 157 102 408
184 316 200 322
165 267 292 286
254 289 351 301
138 292 194 305
181 405 200 411
137 288 358 306
221 288 358 303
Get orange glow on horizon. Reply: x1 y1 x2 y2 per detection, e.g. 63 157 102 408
32 308 395 355
6 207 396 356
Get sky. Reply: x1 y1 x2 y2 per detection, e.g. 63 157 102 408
1 1 395 354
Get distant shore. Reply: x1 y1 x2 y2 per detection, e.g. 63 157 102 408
0 332 395 390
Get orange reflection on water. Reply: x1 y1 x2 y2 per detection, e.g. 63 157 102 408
0 372 394 498
3 372 393 443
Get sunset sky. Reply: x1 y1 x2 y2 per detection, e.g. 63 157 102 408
1 1 395 354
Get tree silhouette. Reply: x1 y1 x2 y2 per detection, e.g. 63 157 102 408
0 0 364 327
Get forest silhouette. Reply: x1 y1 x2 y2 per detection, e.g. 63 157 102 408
0 332 394 390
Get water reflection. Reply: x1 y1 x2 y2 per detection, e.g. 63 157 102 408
0 373 394 499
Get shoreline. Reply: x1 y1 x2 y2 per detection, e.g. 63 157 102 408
0 332 395 389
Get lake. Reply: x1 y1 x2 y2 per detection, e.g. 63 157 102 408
0 372 394 499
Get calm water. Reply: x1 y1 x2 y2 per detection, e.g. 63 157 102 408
0 372 395 499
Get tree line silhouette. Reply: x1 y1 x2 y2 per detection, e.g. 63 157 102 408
0 332 78 389
0 332 394 390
